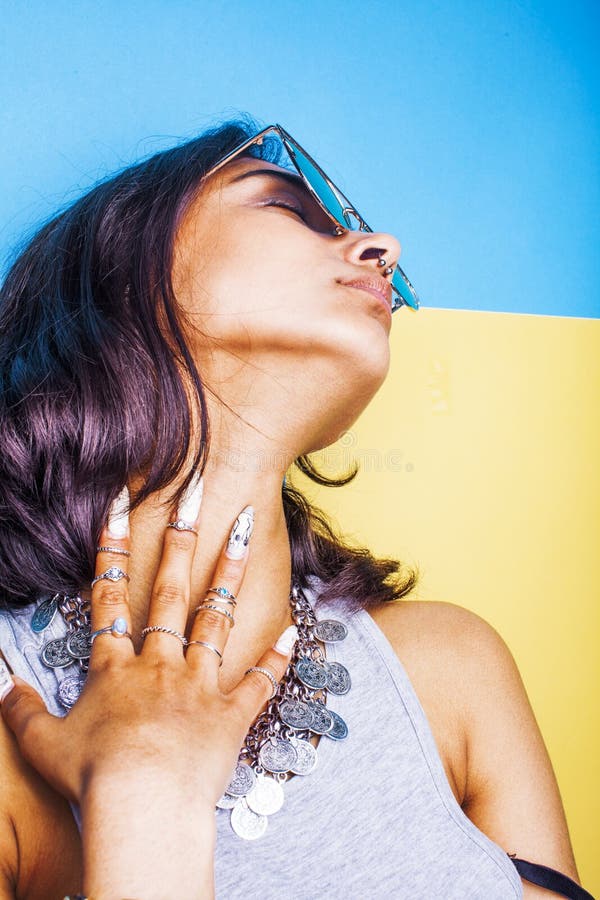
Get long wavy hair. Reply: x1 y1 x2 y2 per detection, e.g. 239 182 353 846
0 114 418 611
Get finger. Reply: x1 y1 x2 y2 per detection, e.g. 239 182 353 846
232 624 298 716
185 504 254 679
89 485 134 667
142 472 204 659
0 672 63 783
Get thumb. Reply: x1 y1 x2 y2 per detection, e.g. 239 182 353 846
0 662 59 773
235 624 298 715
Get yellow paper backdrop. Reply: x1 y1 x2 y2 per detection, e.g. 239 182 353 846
291 308 599 894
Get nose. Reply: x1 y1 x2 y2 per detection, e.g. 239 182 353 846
342 231 402 280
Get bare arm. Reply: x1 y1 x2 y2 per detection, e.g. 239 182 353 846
446 604 580 897
80 778 217 898
373 598 583 898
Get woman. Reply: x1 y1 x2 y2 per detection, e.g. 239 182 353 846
0 118 591 898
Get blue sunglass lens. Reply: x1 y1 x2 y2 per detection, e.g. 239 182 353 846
392 266 420 311
288 144 359 230
279 131 420 311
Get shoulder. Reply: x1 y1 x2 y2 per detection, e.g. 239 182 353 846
367 599 504 805
369 597 539 723
369 595 504 653
369 599 580 886
367 598 513 753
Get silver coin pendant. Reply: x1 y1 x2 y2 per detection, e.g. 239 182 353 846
57 672 86 709
295 656 328 689
225 762 256 797
324 709 349 740
325 661 351 695
289 737 319 775
66 627 93 660
306 700 334 735
216 792 240 810
230 798 268 840
42 638 74 669
313 619 348 642
245 774 285 816
258 737 298 773
31 596 58 633
278 698 314 729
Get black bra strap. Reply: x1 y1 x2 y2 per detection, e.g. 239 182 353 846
509 856 595 899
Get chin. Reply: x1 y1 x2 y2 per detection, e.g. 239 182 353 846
303 334 391 453
326 306 392 383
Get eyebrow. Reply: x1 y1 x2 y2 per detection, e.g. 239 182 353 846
228 168 307 191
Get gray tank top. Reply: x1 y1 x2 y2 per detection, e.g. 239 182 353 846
0 584 523 899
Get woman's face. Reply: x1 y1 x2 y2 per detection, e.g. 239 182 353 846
173 154 403 448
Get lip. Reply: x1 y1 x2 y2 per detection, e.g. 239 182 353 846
339 276 393 316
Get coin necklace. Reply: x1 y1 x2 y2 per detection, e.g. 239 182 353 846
216 581 351 841
30 581 352 840
32 592 91 709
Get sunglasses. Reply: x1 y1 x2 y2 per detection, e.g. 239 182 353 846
202 124 420 313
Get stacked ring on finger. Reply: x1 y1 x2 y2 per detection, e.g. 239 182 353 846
245 666 279 701
90 566 131 589
207 586 237 603
194 602 235 628
96 545 131 557
186 640 223 665
141 625 188 646
197 597 236 612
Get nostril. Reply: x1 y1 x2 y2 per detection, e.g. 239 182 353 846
359 247 387 261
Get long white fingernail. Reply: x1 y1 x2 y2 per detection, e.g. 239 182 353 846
107 485 130 538
177 472 204 525
0 659 15 702
273 625 298 655
225 505 254 560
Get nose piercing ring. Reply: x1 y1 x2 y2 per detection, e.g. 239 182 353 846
384 266 393 276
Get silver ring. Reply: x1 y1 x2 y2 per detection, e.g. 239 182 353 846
96 546 131 557
90 617 133 645
141 625 187 645
384 266 394 276
245 666 279 701
377 257 387 268
91 566 130 589
200 595 236 609
194 604 235 628
186 640 223 665
166 520 198 535
208 586 237 602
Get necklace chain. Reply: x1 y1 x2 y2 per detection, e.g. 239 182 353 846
57 593 90 633
239 583 325 762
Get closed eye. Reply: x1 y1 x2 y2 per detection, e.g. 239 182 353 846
260 198 308 221
228 169 332 231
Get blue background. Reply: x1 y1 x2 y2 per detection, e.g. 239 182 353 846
1 0 598 318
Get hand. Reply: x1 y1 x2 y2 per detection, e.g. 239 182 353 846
0 480 297 897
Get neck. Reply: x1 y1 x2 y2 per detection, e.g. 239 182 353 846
124 461 295 691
